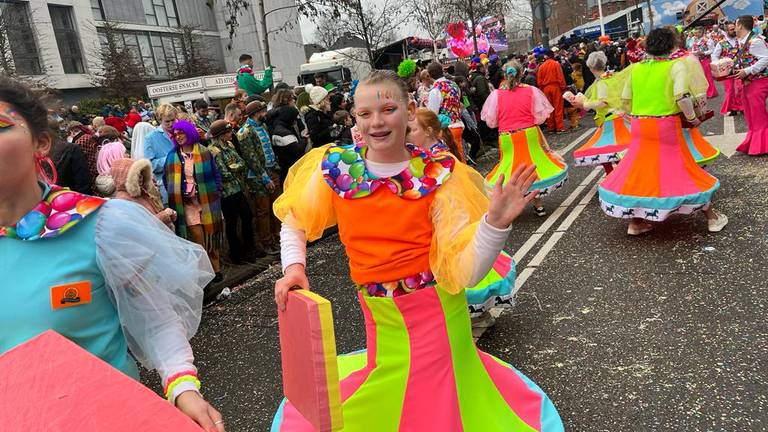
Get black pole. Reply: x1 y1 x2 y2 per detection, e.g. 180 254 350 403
684 0 729 30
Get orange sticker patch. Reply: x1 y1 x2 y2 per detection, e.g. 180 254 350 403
51 281 92 310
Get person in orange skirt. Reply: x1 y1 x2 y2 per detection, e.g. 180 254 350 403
598 27 728 236
482 60 568 217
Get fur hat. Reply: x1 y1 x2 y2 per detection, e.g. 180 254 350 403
309 86 329 105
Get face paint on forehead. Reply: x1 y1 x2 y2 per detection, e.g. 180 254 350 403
375 89 408 103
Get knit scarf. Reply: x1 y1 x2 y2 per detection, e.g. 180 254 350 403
164 144 223 250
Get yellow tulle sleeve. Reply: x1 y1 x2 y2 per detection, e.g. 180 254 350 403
682 54 708 98
429 161 490 295
273 145 337 241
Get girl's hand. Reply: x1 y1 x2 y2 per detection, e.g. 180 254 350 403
275 264 310 311
175 391 225 432
487 164 539 229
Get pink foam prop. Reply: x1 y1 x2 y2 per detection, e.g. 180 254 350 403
278 290 343 432
0 330 201 432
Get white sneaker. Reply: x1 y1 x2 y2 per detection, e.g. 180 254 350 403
627 222 653 236
708 212 728 232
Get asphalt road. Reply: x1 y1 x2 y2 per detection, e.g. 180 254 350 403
143 83 768 431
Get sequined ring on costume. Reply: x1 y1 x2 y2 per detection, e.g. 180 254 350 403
359 270 437 298
0 186 105 241
321 143 455 200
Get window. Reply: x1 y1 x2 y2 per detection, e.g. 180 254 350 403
143 0 178 27
48 5 85 74
0 1 42 74
99 29 184 78
91 0 104 20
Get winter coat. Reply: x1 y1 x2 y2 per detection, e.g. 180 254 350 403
303 106 335 148
50 139 91 194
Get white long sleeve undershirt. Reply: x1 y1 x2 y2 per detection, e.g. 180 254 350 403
280 159 512 287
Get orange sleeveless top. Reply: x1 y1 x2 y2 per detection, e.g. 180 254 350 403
320 143 455 285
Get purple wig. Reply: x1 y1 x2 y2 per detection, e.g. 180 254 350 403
171 119 201 148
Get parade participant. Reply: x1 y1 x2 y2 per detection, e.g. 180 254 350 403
482 60 569 217
570 51 631 174
426 61 467 162
0 78 225 431
236 54 273 97
734 15 768 156
537 50 567 133
408 107 517 326
271 70 563 431
163 119 224 282
712 22 744 116
691 27 720 98
598 28 728 235
144 103 179 204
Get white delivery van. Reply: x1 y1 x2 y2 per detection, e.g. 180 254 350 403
298 48 373 87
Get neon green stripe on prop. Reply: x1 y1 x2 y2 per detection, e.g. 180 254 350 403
341 296 410 429
337 352 367 380
436 288 536 431
527 128 562 180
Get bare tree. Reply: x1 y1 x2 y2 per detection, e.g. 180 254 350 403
313 14 343 50
170 25 222 79
445 0 511 55
90 20 149 104
506 0 534 41
332 0 408 67
409 0 452 56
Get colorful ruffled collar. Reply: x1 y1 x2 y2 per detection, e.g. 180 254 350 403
321 143 454 200
0 184 105 241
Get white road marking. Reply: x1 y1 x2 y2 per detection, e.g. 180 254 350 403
556 128 597 156
707 115 745 158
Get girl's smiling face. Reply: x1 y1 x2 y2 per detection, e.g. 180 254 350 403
353 80 415 159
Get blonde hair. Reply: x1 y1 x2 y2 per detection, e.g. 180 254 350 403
92 116 105 128
155 103 178 121
500 60 523 90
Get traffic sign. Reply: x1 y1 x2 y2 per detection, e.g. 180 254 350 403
533 1 553 20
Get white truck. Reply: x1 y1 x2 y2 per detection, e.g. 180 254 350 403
298 48 373 87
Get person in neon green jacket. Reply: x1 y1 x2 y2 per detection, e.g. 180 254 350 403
236 54 273 96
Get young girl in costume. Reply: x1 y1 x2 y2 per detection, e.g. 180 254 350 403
481 60 568 217
164 119 224 282
272 70 563 431
598 28 729 236
408 107 517 326
569 51 632 174
0 78 225 430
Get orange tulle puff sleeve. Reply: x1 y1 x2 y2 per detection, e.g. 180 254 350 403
273 145 337 241
429 161 490 295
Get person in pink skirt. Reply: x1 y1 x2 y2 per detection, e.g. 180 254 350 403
712 22 744 116
733 15 768 156
691 27 720 98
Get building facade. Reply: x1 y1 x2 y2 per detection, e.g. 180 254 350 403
1 0 305 103
532 0 591 45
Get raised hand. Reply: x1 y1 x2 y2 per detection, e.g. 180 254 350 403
487 164 539 229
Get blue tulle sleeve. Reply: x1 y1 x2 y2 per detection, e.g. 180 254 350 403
94 199 213 398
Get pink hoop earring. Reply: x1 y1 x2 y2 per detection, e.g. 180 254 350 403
35 154 58 185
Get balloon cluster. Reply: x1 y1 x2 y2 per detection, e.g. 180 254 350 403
598 35 611 45
532 46 545 57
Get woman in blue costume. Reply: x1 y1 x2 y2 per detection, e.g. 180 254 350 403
0 79 226 431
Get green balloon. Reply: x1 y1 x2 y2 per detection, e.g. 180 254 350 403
349 162 365 179
341 150 358 164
